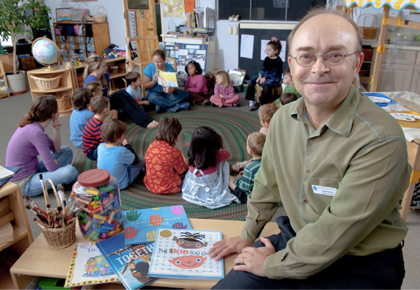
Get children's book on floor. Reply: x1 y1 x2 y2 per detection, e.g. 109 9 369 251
96 233 158 290
64 242 119 288
122 205 191 245
157 69 179 88
148 229 224 280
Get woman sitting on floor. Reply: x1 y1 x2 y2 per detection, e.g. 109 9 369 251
5 95 79 197
83 54 158 129
142 49 190 113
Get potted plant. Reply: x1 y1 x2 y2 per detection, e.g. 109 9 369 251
0 0 51 93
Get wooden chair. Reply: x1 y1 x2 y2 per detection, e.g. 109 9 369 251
255 83 282 103
126 36 159 98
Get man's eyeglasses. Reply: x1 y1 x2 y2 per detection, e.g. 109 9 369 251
290 51 359 67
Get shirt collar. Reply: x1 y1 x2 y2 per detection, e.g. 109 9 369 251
290 85 359 138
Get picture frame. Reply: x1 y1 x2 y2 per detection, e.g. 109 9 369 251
56 8 72 22
128 0 149 9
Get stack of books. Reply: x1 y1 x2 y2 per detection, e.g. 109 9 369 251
65 205 224 290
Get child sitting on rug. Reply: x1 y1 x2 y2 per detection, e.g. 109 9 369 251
184 61 210 106
144 116 188 194
210 71 241 107
70 88 93 148
274 69 300 108
182 126 240 209
85 81 118 119
82 96 111 160
98 119 145 189
229 132 266 203
125 71 150 107
231 103 278 172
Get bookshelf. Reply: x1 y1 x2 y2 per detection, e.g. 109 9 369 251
53 22 110 62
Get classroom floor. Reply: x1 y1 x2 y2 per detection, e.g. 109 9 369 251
1 90 420 289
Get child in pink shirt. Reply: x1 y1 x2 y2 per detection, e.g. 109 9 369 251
184 61 210 106
210 71 240 107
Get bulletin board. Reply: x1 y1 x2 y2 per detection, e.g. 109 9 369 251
238 23 297 80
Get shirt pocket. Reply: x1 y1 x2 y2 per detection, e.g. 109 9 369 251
309 178 341 213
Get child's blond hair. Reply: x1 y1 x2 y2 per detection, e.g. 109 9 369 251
248 132 266 157
258 103 278 123
216 71 230 89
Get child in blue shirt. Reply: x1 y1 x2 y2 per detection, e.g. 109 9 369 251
125 71 150 107
70 88 93 148
97 119 145 189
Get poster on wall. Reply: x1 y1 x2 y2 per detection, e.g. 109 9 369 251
160 42 208 74
261 40 287 62
161 0 185 17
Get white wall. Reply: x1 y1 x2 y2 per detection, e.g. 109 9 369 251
44 0 127 47
215 20 239 71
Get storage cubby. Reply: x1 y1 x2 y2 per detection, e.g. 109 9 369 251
53 22 110 62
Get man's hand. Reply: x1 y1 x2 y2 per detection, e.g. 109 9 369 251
209 236 252 261
233 237 275 277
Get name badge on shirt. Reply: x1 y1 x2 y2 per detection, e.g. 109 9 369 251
312 185 337 197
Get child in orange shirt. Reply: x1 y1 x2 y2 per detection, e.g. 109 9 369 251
144 116 188 194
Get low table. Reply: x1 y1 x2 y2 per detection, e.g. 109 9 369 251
10 218 279 289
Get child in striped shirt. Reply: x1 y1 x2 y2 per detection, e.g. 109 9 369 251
229 132 266 203
70 88 93 148
82 96 111 160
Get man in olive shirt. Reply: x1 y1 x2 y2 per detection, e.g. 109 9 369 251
210 8 410 289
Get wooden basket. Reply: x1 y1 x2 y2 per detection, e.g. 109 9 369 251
93 5 107 23
57 95 72 111
358 14 377 40
39 179 76 249
30 75 62 91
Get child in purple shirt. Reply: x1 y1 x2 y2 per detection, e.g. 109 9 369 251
6 96 78 197
184 61 210 106
210 71 241 107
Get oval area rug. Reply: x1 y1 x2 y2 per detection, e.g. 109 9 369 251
73 107 261 220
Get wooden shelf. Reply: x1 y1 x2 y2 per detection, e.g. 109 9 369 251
31 86 73 93
109 72 126 79
0 225 29 252
59 107 73 117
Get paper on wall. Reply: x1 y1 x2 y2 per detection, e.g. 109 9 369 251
240 34 254 59
261 39 270 60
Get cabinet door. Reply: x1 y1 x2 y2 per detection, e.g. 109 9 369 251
410 67 420 94
377 64 414 92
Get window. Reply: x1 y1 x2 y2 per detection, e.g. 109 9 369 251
219 0 325 21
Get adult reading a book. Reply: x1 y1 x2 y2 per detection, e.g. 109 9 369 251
209 8 410 289
143 49 190 113
83 54 158 129
5 96 79 197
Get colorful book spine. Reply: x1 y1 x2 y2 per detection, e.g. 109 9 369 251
149 229 224 280
122 205 191 245
96 233 158 290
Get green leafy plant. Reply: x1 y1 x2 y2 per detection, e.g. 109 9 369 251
0 0 51 74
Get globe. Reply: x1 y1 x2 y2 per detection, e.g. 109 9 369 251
32 37 60 70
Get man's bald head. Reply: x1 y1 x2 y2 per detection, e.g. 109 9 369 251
288 8 362 55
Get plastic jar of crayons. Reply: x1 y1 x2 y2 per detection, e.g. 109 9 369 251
71 169 124 241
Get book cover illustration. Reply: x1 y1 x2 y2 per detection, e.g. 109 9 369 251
157 69 179 88
149 229 224 280
64 242 118 288
96 233 158 290
123 205 191 245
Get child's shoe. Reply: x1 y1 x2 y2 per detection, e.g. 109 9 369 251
211 102 217 107
234 102 241 107
178 102 191 111
202 99 211 106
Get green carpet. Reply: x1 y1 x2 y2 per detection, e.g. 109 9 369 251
73 107 261 220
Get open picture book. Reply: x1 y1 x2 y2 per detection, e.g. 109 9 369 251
157 69 179 88
148 229 224 280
